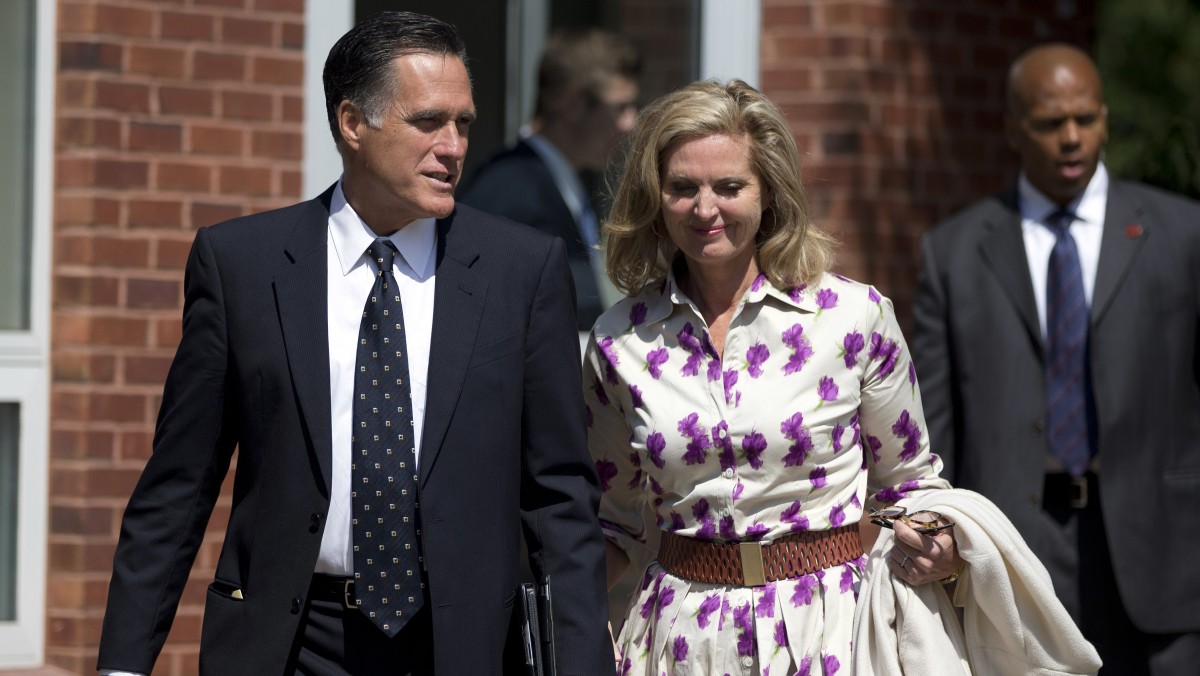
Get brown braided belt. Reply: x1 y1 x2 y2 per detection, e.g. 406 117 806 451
657 525 863 587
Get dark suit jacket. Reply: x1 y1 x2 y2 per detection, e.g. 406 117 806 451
460 140 605 330
97 188 611 674
911 178 1200 633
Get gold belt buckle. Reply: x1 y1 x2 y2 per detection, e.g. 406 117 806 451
1070 475 1088 510
739 542 767 587
342 579 356 609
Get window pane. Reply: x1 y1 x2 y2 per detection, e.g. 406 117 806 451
0 403 17 621
0 0 34 331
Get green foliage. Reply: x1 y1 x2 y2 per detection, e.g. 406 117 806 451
1096 0 1200 198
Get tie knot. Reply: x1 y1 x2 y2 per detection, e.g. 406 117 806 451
366 238 397 275
1044 210 1076 238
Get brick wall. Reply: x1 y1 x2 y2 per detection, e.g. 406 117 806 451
49 0 303 672
761 0 1094 325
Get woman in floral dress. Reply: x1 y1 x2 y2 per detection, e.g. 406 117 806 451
584 80 963 675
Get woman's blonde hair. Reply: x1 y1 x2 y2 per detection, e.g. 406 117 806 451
605 79 835 295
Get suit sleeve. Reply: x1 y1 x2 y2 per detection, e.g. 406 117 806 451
910 232 959 483
518 237 612 674
98 227 238 674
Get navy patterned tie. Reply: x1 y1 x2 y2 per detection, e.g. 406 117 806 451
352 238 424 636
1044 210 1090 477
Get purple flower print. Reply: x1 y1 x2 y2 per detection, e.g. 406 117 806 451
678 323 704 376
751 272 768 292
781 323 814 375
597 336 619 384
868 285 882 314
595 459 617 492
638 585 659 619
719 515 737 541
646 431 666 469
672 635 688 662
732 481 745 502
668 512 684 531
780 412 814 466
713 421 735 471
773 619 789 649
891 410 922 461
745 342 770 378
718 598 731 631
781 500 810 532
787 284 807 302
746 522 769 541
742 431 767 469
840 331 865 369
691 498 711 521
809 466 828 489
693 499 717 540
585 405 593 428
877 480 920 503
865 434 882 463
722 369 739 406
824 652 842 674
798 656 813 676
831 423 845 453
791 574 819 607
868 331 900 379
655 587 675 619
755 583 777 618
829 503 846 527
707 354 722 383
645 347 669 380
590 379 609 407
840 564 855 593
629 302 647 326
733 603 755 657
619 656 631 676
696 594 721 629
629 383 644 409
816 288 839 314
908 360 917 389
817 375 839 406
678 412 711 465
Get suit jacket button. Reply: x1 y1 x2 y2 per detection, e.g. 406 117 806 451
1030 420 1045 437
1029 494 1039 506
291 597 302 614
309 513 323 533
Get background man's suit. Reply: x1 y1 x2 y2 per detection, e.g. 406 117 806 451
911 178 1200 637
460 139 607 330
97 188 610 674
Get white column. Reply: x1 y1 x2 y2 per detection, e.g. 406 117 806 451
698 0 761 88
303 0 356 198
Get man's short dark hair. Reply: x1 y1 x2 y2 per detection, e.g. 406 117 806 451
534 28 640 121
323 11 470 147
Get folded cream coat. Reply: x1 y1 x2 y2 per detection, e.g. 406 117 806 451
852 488 1102 675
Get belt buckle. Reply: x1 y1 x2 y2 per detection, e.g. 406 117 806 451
1070 475 1088 510
738 542 767 587
341 579 356 609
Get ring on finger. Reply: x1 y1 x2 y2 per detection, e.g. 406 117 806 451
899 554 910 569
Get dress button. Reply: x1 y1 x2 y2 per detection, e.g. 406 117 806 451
309 513 324 533
717 427 728 439
291 597 302 614
742 655 754 667
722 468 734 479
721 508 732 518
1030 420 1045 437
1029 494 1039 507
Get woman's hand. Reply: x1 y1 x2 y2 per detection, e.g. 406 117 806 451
886 518 963 585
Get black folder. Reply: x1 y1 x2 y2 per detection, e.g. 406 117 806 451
519 576 556 676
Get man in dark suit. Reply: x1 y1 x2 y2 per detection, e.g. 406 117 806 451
97 12 610 675
912 43 1200 674
460 28 640 331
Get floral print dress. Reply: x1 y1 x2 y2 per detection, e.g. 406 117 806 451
584 270 950 676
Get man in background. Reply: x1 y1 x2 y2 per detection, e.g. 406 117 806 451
461 28 640 331
911 42 1200 674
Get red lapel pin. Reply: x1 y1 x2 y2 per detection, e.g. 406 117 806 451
1125 223 1143 239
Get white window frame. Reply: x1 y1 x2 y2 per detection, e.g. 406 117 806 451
0 0 53 667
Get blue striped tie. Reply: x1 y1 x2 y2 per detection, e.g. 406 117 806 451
1044 211 1090 477
352 238 424 636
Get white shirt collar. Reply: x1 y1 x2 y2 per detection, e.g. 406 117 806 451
328 179 438 278
1017 162 1109 226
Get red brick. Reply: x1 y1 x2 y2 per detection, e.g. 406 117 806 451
251 55 302 85
221 89 273 121
59 2 98 33
281 94 303 122
162 11 216 42
47 426 112 460
129 45 188 79
55 275 120 308
160 85 216 116
255 0 304 12
95 4 155 38
157 238 195 270
280 170 302 197
124 355 174 386
119 430 155 461
58 116 122 150
762 67 813 92
53 352 118 384
223 17 275 47
59 40 123 72
127 278 182 309
96 80 152 114
822 2 858 27
194 51 247 82
281 21 304 49
59 76 96 107
129 199 184 229
196 0 246 7
251 130 301 159
94 158 150 189
86 468 145 497
56 157 95 188
762 5 812 27
158 162 213 192
49 505 115 537
129 121 183 153
191 202 243 228
91 393 149 423
219 166 273 196
155 316 184 348
56 315 149 347
189 124 244 155
93 236 151 267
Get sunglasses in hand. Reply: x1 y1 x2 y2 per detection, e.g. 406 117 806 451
868 506 955 535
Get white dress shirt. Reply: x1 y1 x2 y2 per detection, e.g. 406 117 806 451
1018 163 1108 338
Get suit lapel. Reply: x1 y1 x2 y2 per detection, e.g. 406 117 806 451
1092 180 1147 326
275 188 335 494
978 189 1044 355
419 209 487 487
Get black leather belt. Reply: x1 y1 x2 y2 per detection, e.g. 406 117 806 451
1044 471 1097 510
310 574 358 609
